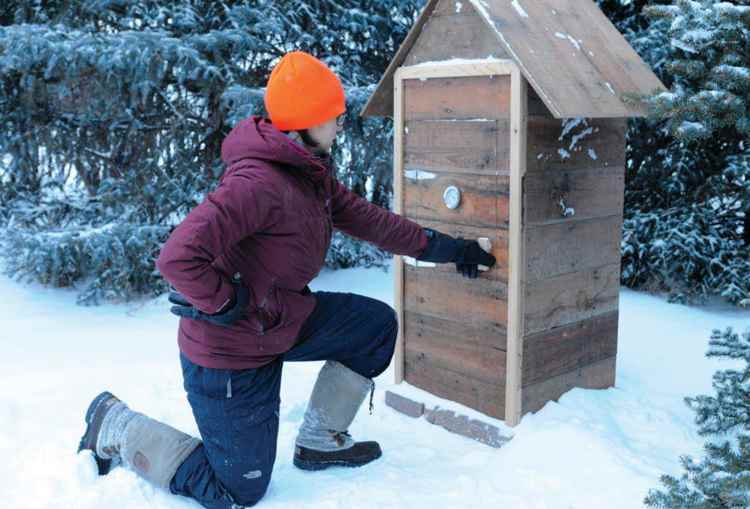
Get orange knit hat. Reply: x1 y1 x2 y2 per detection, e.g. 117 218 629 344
264 51 346 131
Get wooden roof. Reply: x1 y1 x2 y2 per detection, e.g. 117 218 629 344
361 0 667 119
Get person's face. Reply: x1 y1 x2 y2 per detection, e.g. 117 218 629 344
304 114 345 154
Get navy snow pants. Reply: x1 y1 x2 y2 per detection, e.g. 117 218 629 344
169 291 398 508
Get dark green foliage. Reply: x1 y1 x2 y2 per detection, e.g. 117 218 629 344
615 0 750 307
644 327 750 508
0 0 426 302
3 0 747 308
4 218 171 305
325 231 389 270
645 1 750 141
687 328 750 436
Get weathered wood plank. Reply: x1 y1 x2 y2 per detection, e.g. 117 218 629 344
402 172 420 224
404 265 508 329
393 66 407 384
570 1 667 114
414 218 509 282
398 60 515 81
404 171 508 229
524 263 621 335
526 117 627 172
405 309 507 351
469 0 666 118
405 351 505 419
404 75 511 121
404 341 505 388
505 65 529 428
521 356 617 415
405 3 504 65
525 215 623 282
404 311 507 384
524 166 625 226
522 311 619 387
404 119 509 174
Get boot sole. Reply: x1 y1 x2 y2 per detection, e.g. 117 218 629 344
293 449 383 471
77 391 118 475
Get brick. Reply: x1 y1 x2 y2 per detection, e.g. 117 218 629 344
424 407 511 448
385 391 425 418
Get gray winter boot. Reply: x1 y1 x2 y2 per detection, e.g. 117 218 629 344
294 360 381 471
78 391 201 490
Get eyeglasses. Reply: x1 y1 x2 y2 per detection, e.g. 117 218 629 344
336 115 346 127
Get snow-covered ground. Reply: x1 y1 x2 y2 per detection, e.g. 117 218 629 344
1 266 748 508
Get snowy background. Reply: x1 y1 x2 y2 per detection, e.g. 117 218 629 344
1 266 748 509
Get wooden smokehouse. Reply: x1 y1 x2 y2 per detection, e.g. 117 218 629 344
362 0 667 428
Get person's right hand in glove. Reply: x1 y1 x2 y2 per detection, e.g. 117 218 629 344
416 227 496 279
168 277 250 327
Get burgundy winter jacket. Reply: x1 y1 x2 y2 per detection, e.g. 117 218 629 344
156 116 429 369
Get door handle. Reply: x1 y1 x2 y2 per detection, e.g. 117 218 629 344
403 237 493 271
477 237 492 272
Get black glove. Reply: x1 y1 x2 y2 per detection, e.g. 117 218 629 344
454 239 496 279
168 278 250 327
417 228 496 279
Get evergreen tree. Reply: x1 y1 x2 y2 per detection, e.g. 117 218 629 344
644 327 750 508
0 0 426 303
621 0 750 307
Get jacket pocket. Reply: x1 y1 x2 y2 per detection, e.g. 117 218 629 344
253 281 293 335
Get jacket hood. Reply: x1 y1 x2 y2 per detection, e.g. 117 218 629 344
220 116 332 183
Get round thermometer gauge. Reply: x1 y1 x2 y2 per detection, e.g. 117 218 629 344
443 186 462 210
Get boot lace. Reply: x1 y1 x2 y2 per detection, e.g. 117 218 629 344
328 430 352 447
368 379 375 415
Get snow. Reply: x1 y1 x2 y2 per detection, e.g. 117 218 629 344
554 32 582 52
1 267 749 508
715 64 750 79
409 56 506 68
569 127 594 151
36 222 120 240
403 256 437 268
715 2 750 15
404 169 437 180
511 0 529 19
429 118 493 122
557 117 593 157
677 121 707 137
670 37 698 54
560 117 586 139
